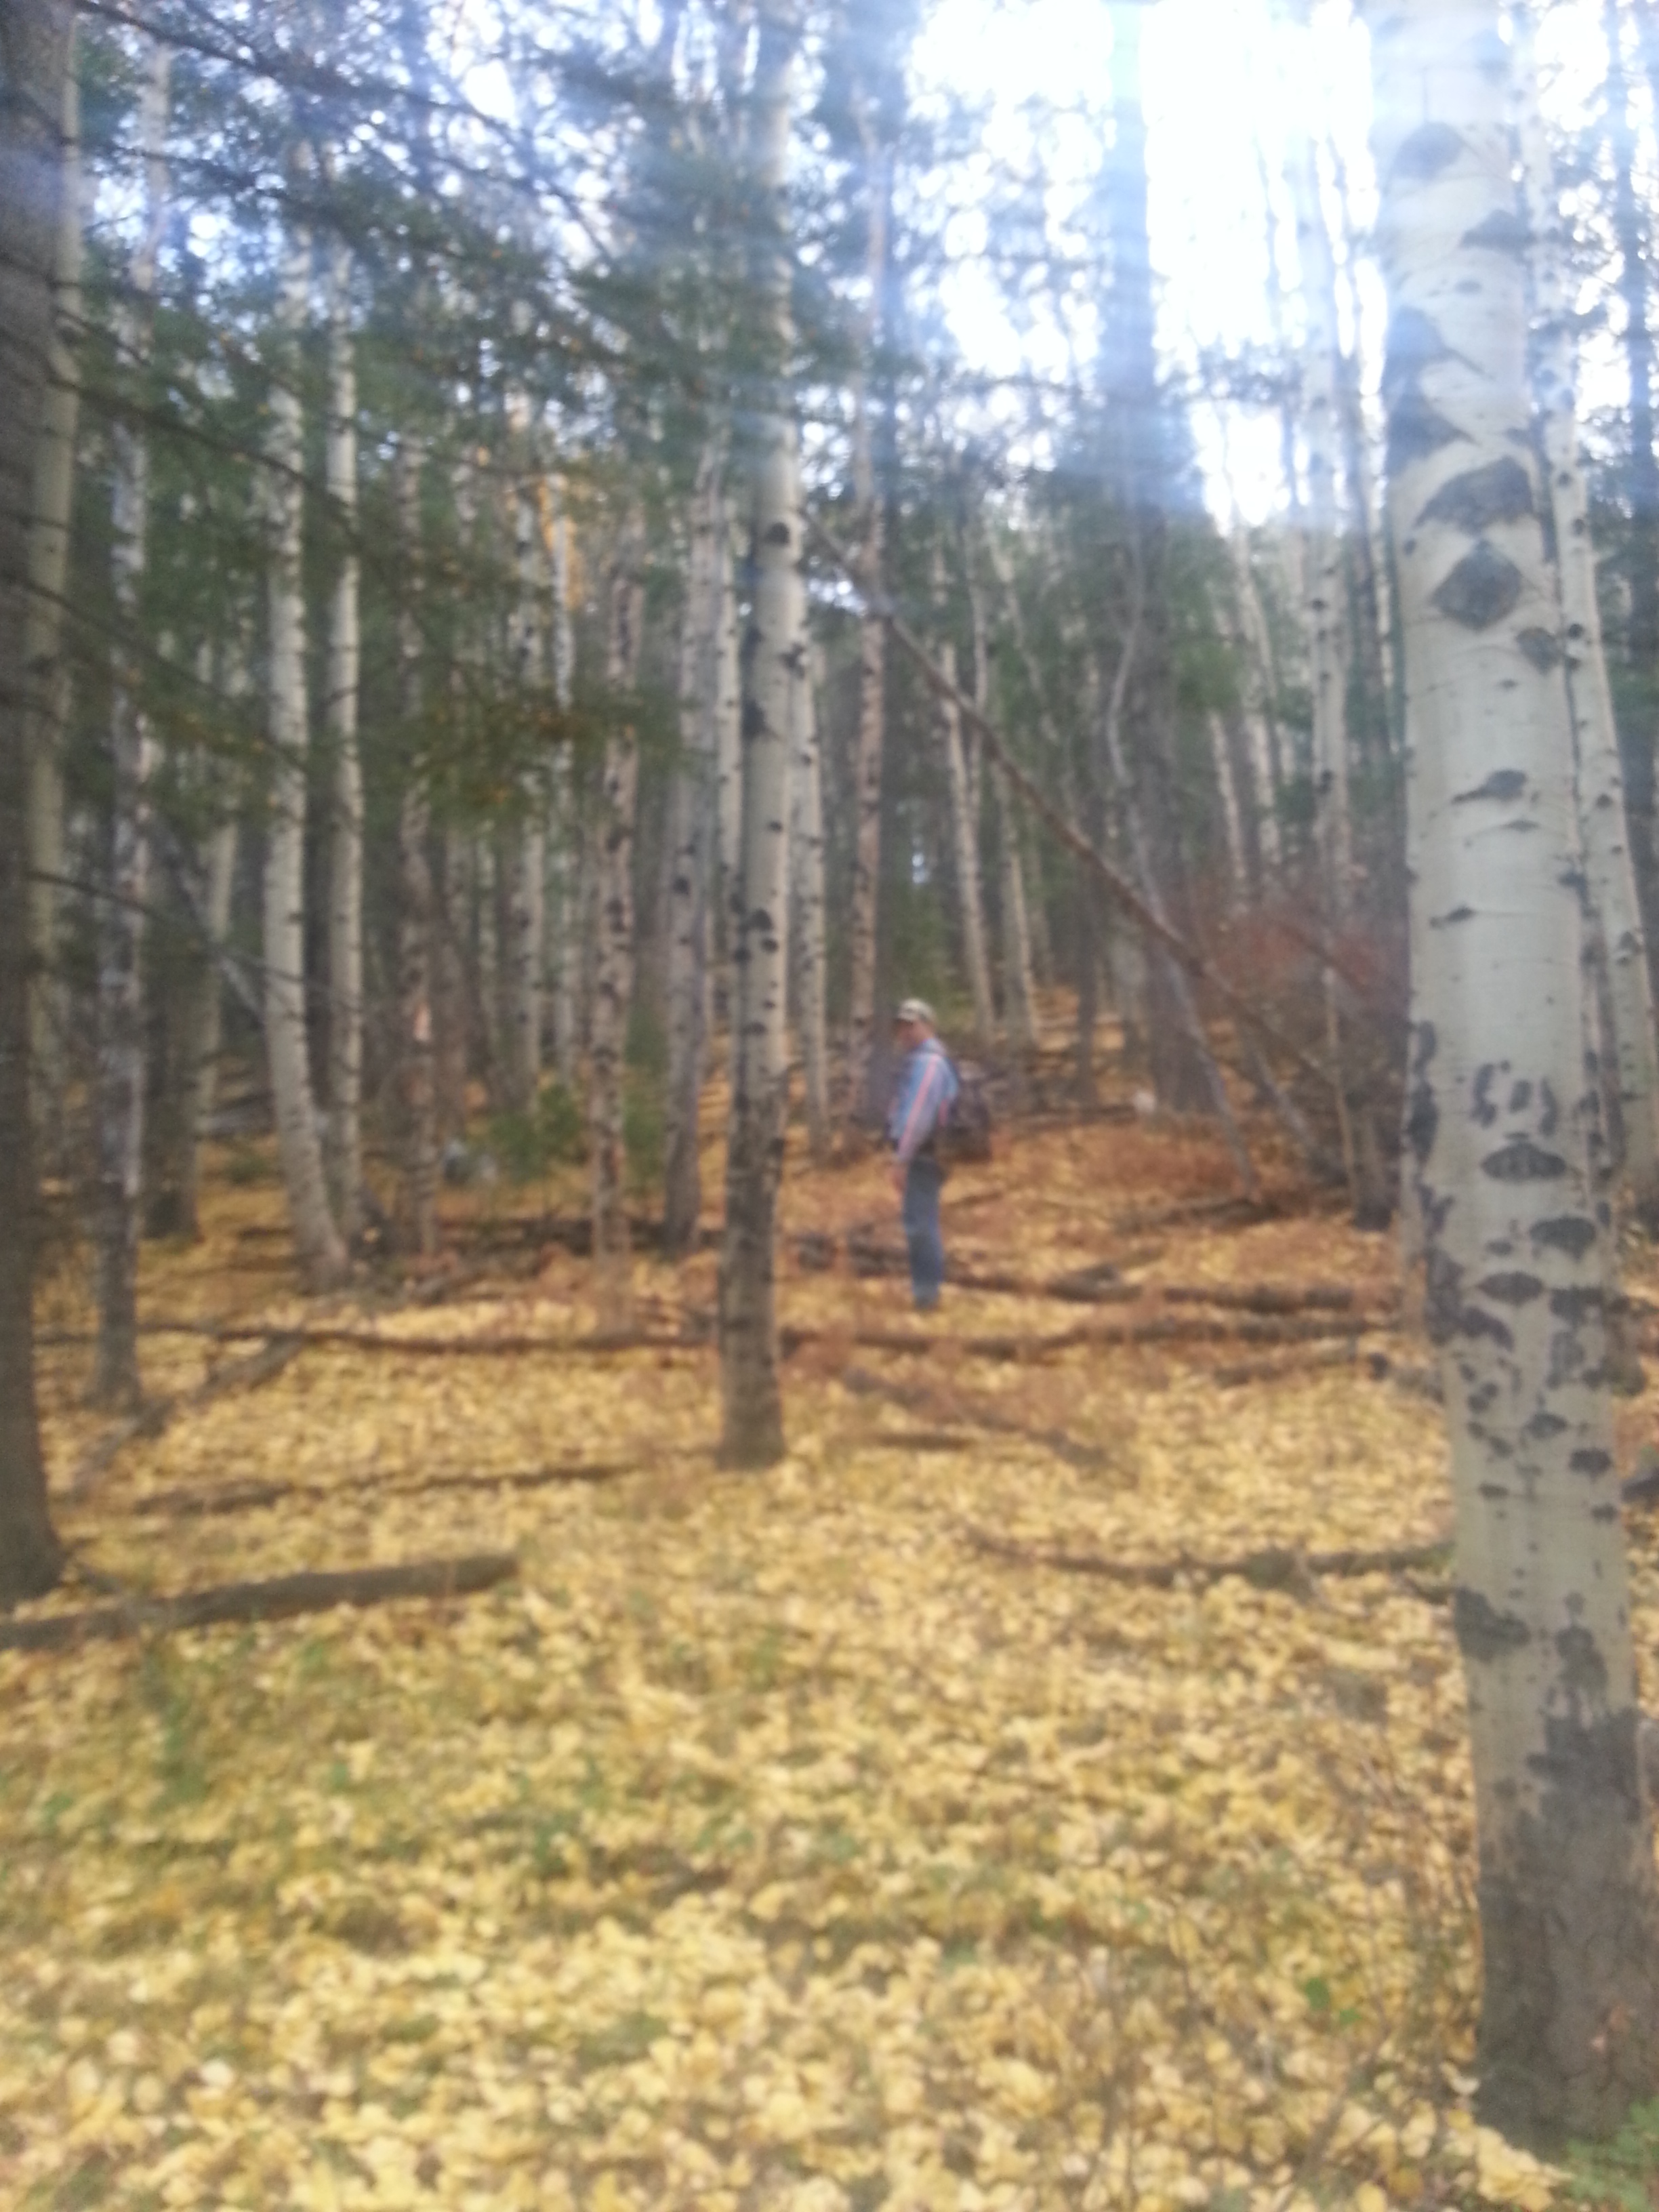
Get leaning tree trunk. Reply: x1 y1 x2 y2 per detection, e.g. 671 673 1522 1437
844 117 892 1126
394 436 438 1258
264 166 346 1293
91 35 170 1406
591 531 644 1328
720 0 801 1470
324 229 363 1243
1370 0 1659 2138
1515 5 1659 1221
24 33 82 1139
664 450 721 1256
0 0 74 1602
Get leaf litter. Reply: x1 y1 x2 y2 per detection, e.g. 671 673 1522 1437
9 1104 1659 2211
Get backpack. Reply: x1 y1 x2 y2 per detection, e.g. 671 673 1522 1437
935 1058 993 1166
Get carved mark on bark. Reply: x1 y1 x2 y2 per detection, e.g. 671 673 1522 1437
1416 457 1534 533
1455 769 1527 805
1394 121 1465 180
1455 1586 1532 1660
1433 542 1525 630
1474 1064 1501 1125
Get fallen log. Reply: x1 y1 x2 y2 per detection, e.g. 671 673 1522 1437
67 1335 305 1500
962 1526 1450 1593
124 1457 644 1520
0 1554 518 1652
1160 1282 1361 1314
1210 1343 1361 1389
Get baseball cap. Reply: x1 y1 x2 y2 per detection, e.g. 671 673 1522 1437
895 997 935 1027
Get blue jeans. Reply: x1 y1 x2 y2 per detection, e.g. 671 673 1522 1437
902 1157 945 1310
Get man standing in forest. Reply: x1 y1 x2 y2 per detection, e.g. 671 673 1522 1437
888 999 957 1312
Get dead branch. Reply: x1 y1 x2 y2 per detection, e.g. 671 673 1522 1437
67 1335 304 1500
123 1457 644 1521
962 1526 1450 1593
842 1365 1120 1476
0 1554 518 1652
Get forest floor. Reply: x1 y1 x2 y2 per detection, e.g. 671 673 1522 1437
10 1034 1659 2211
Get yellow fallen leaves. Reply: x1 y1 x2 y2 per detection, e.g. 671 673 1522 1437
9 1122 1658 2208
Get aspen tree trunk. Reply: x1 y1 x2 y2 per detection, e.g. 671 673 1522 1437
591 533 644 1328
1514 7 1659 1219
176 817 236 1240
24 37 81 1134
792 636 831 1160
91 36 170 1405
1370 0 1659 2137
966 555 1035 1055
265 171 347 1294
324 231 363 1242
664 452 720 1256
1225 529 1285 886
720 0 801 1469
1206 713 1249 905
712 501 743 969
435 829 469 1137
937 613 996 1046
1289 129 1354 907
1 0 73 1601
394 437 437 1256
544 480 579 1086
845 112 892 1124
501 397 544 1115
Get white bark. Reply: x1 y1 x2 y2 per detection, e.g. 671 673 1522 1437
543 480 579 1085
664 450 721 1252
713 500 743 957
177 814 237 1240
591 533 644 1328
792 635 830 1159
264 167 346 1292
501 392 544 1115
394 436 437 1256
938 625 996 1045
323 230 363 1242
24 38 82 1132
1289 127 1354 914
966 554 1035 1054
1515 4 1659 1214
1206 712 1249 906
1372 0 1659 2133
1225 528 1285 883
720 0 801 1468
91 35 170 1404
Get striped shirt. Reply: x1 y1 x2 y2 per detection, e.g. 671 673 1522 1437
887 1038 959 1168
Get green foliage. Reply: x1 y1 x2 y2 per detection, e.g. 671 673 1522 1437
1567 2096 1659 2209
623 1074 665 1200
487 1085 588 1186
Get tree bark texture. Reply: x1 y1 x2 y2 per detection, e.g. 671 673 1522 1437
543 480 579 1086
324 231 363 1242
264 172 346 1294
0 0 74 1602
720 0 800 1470
1372 0 1659 2138
592 531 644 1328
24 34 81 1134
92 35 170 1405
175 816 235 1241
501 394 544 1116
792 623 830 1160
394 437 437 1258
1514 5 1659 1219
664 450 721 1255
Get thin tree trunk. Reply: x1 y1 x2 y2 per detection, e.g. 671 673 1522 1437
324 230 363 1242
664 451 720 1254
394 436 437 1257
712 497 742 995
24 33 81 1139
265 171 346 1294
720 0 800 1469
591 531 644 1327
435 827 469 1137
1206 712 1248 907
1226 525 1285 882
0 0 74 1601
91 35 171 1404
792 635 830 1159
174 813 236 1239
937 618 996 1046
1373 0 1659 2137
1515 5 1659 1220
845 120 892 1125
501 397 544 1115
543 480 579 1086
966 553 1035 1057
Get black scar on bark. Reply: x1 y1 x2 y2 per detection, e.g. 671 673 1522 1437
763 521 791 546
1453 769 1527 807
1406 1083 1437 1163
1509 1078 1532 1112
1483 1138 1568 1182
1462 207 1530 255
1416 457 1534 533
1463 1307 1515 1351
1387 387 1469 474
1425 1248 1464 1345
1570 1448 1614 1478
1538 1080 1559 1136
1554 1622 1610 1703
1473 1063 1500 1125
1550 1285 1604 1322
741 699 765 739
1394 122 1465 180
1517 628 1562 672
1531 1216 1593 1256
1479 1272 1544 1305
1433 542 1525 630
1455 1586 1532 1660
1524 1410 1568 1439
